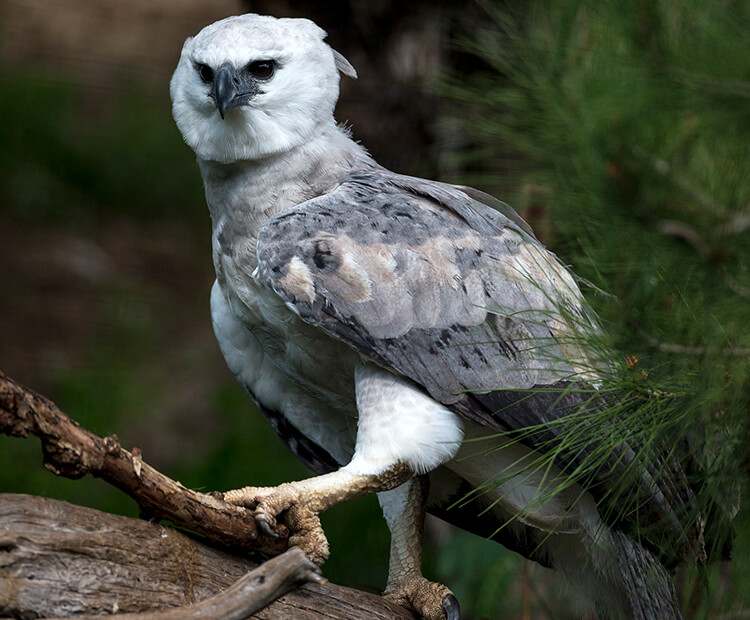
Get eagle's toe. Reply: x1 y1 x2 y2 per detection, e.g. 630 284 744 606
286 505 330 565
384 575 459 620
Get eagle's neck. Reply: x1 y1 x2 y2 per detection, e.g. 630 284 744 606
198 123 373 275
198 124 372 229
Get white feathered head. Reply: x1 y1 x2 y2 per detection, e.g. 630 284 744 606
170 14 356 163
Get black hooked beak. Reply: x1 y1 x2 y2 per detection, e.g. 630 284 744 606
212 63 259 120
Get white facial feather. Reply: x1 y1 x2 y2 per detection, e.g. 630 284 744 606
170 14 354 163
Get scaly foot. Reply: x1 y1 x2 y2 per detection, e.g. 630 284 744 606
384 575 460 620
224 482 331 565
223 466 411 566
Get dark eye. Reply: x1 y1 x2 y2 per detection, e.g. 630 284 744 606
196 63 214 84
248 60 274 79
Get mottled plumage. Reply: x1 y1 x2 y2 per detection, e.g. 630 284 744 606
257 170 595 400
170 14 701 619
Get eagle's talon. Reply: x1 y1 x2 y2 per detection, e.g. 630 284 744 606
253 499 281 534
384 576 459 620
223 483 329 560
257 517 279 539
442 594 460 620
223 484 267 508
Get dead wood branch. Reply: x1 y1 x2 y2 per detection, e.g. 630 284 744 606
0 369 288 554
111 547 324 620
0 494 413 619
57 548 326 620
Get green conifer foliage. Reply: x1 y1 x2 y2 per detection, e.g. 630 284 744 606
445 1 750 615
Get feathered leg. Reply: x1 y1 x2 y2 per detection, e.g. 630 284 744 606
225 363 464 619
379 476 460 620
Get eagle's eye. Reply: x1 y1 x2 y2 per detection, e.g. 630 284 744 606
248 60 274 79
196 63 214 84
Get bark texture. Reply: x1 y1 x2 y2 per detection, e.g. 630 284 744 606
0 494 413 619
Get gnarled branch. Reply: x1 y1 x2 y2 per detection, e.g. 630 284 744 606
0 369 288 554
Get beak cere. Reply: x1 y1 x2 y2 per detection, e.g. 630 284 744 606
212 63 259 120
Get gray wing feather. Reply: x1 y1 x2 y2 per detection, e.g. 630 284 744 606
390 173 538 239
257 171 596 405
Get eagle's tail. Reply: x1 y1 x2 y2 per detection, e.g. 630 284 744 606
602 530 682 620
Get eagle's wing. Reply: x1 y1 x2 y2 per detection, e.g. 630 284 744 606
254 170 698 558
257 171 597 404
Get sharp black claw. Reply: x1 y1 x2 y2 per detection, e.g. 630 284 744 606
258 519 279 539
443 594 460 620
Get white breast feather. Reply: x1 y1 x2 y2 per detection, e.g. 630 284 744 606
210 280 358 465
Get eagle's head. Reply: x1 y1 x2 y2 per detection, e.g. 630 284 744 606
170 14 356 164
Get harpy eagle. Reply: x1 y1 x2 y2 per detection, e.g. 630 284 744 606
170 14 713 620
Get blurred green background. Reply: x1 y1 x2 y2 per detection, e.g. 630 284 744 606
1 1 748 618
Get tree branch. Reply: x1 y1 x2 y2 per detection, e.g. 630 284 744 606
46 548 325 620
0 369 288 554
0 493 414 619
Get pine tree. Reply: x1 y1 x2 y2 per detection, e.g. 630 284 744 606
445 1 750 615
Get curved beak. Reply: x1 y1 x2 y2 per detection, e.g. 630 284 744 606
212 63 259 120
